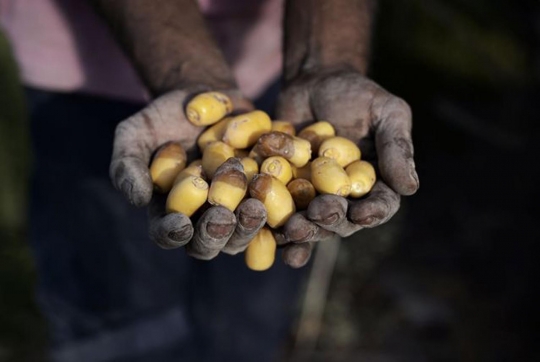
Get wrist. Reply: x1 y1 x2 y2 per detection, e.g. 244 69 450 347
283 0 375 83
90 0 237 98
284 40 370 85
144 57 237 98
282 64 367 88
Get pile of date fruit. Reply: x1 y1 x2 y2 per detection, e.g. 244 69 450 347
149 92 376 271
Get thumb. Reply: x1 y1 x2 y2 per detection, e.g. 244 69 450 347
110 89 252 207
110 108 158 207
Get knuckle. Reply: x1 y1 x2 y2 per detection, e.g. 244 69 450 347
377 201 400 224
373 94 412 129
388 197 401 217
386 96 412 120
393 96 412 114
114 119 132 139
109 158 125 184
379 186 401 210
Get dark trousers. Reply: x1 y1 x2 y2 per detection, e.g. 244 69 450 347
27 85 305 362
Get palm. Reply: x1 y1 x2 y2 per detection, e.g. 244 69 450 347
111 88 267 259
276 69 418 243
110 89 252 206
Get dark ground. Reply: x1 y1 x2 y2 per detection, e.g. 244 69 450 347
1 1 539 361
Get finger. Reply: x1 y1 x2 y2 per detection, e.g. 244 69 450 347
110 90 252 207
110 109 160 207
186 206 236 260
282 242 313 269
148 194 194 249
275 86 313 128
283 212 335 243
373 96 419 196
306 195 363 237
348 181 401 228
221 199 267 255
110 156 153 207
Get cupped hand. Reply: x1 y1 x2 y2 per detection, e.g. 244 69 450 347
276 68 419 267
110 88 267 259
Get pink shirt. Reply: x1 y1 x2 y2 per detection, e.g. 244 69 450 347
0 0 283 102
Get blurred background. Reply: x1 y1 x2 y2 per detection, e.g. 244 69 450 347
0 0 538 361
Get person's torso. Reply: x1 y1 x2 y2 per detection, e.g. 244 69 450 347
0 0 283 102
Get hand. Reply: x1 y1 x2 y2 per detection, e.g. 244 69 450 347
110 88 268 259
276 68 419 268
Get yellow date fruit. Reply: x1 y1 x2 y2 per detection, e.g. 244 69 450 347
245 227 276 271
248 145 265 165
298 121 335 153
346 160 376 198
271 120 296 136
186 92 232 126
166 175 209 217
291 162 312 181
318 136 361 167
202 141 235 179
222 110 272 149
311 157 351 197
249 173 295 228
173 160 205 185
260 156 293 185
150 142 187 193
287 178 316 210
256 131 312 167
240 157 259 183
197 117 231 151
208 159 248 211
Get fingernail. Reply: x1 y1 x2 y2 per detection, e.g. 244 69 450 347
239 212 263 230
312 212 339 226
289 228 315 243
206 222 234 238
168 225 193 242
356 216 380 227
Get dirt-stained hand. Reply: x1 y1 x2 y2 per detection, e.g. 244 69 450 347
110 89 267 258
276 68 419 266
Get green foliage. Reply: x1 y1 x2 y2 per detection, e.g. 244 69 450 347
0 30 45 362
0 30 29 230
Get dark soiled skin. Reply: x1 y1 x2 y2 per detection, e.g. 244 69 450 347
277 0 419 264
283 242 314 269
95 0 418 265
91 0 266 260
